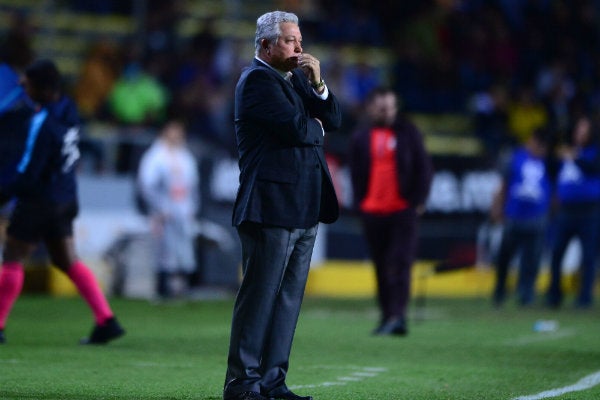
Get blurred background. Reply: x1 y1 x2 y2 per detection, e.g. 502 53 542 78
1 0 598 299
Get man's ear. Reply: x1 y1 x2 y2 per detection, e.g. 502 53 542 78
261 39 270 54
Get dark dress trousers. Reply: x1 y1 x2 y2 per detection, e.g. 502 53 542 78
224 59 341 398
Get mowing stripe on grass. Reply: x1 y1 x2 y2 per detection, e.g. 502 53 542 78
0 359 21 364
290 366 387 390
504 328 577 346
129 361 196 368
513 370 600 400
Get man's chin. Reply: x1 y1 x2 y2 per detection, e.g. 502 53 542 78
287 57 299 69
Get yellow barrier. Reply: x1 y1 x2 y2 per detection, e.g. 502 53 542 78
306 260 559 299
27 258 592 299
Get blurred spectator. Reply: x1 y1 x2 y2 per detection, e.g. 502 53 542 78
425 48 465 112
143 0 182 86
391 39 428 112
514 20 548 88
213 36 247 85
536 58 577 136
107 45 168 127
490 127 553 307
349 87 433 336
451 12 494 93
144 0 181 55
469 83 513 159
107 40 169 173
137 120 200 299
547 115 600 309
211 36 248 155
74 41 122 121
341 54 382 114
6 0 600 180
320 53 357 160
318 1 382 45
343 2 385 45
487 9 519 80
507 85 548 144
0 10 35 72
400 2 443 62
168 20 227 147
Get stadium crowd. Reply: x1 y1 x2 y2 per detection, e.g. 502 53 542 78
2 1 599 161
0 4 586 148
3 0 600 306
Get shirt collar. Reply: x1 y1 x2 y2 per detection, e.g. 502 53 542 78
255 57 292 81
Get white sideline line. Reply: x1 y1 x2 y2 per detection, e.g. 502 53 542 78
290 366 387 390
513 370 600 400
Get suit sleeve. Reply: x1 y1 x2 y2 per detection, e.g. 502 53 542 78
237 68 326 147
295 73 342 132
349 128 369 211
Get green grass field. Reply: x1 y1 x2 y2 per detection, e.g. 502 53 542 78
0 294 599 400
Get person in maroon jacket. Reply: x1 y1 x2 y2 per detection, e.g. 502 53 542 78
350 87 433 336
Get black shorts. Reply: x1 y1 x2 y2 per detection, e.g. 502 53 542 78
7 200 79 243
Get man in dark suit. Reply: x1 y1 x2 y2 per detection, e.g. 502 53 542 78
223 11 341 400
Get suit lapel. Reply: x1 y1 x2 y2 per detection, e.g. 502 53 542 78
251 59 306 113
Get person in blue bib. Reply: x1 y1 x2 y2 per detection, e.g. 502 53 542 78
491 127 554 307
547 115 600 309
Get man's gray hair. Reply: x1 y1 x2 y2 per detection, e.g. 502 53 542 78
254 11 299 56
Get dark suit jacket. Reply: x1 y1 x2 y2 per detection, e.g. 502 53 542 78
232 59 342 228
350 116 434 211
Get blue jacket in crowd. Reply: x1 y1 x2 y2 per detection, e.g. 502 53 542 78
503 147 553 220
556 145 600 204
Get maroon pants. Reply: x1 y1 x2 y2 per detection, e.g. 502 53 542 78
361 208 418 321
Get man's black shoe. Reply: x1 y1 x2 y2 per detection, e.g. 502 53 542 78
373 317 407 336
80 317 125 345
225 391 269 400
0 329 5 344
268 390 313 400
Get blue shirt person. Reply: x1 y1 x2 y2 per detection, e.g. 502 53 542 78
491 127 553 307
547 115 600 309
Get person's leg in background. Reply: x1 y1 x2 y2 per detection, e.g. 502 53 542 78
546 212 575 308
381 209 418 335
0 236 33 343
361 213 394 332
46 235 125 344
573 211 600 308
516 224 545 306
493 222 518 307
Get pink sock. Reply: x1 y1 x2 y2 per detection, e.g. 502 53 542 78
0 261 25 330
67 261 113 325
